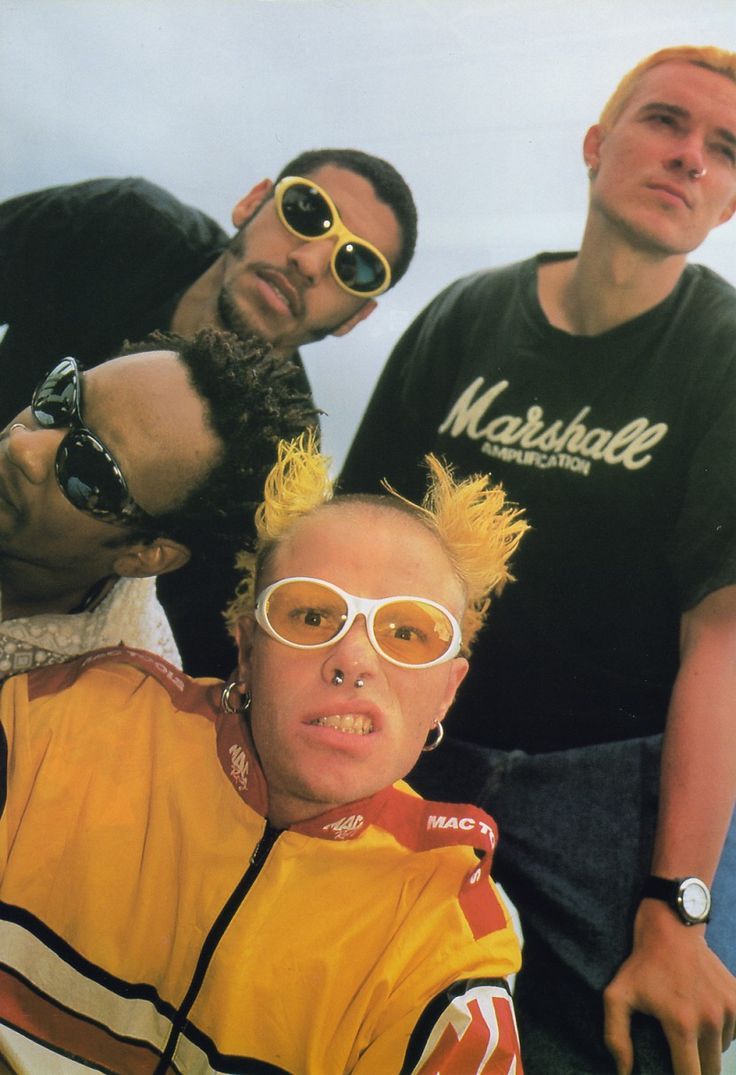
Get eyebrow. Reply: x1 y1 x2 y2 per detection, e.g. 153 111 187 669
638 101 736 147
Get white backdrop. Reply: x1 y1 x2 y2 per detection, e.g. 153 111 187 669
2 0 735 469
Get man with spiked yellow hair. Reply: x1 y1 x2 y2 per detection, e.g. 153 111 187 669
0 434 527 1074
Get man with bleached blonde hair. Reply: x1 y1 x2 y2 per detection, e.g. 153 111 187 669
342 44 736 1075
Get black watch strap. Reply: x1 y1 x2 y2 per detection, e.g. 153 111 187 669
641 875 677 902
641 874 712 925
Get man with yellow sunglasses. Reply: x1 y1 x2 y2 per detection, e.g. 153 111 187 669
0 148 417 676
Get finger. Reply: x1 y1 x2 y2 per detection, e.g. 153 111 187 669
699 1027 725 1075
722 1011 736 1052
723 1024 736 1053
665 1026 702 1075
603 999 634 1075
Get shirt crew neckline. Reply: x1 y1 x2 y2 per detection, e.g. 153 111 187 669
522 252 693 353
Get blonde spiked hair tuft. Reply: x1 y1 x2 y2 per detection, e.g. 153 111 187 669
226 431 333 625
384 455 528 652
225 434 529 653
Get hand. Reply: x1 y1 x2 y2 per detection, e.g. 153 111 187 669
603 900 736 1075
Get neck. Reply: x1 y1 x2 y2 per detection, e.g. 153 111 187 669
170 255 227 336
0 560 116 621
539 219 687 336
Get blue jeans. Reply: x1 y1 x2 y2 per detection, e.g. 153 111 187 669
409 734 736 1075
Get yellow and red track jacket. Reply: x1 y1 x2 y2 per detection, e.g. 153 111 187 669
0 648 523 1074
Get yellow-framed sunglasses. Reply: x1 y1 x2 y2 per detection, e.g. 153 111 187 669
274 176 392 298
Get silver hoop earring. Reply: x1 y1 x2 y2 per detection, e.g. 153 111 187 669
221 681 251 714
422 721 444 753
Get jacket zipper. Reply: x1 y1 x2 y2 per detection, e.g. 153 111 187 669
153 822 281 1074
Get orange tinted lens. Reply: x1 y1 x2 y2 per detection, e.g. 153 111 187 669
265 580 348 645
373 600 454 664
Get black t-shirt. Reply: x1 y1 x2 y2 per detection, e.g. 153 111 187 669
0 177 313 677
341 255 736 751
1 177 222 421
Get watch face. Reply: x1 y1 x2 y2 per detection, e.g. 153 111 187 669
679 878 711 923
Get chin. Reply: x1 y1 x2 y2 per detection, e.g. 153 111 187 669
217 289 259 343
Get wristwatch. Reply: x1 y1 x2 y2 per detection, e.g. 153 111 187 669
641 875 712 926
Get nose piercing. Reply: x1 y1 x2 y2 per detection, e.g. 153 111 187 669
689 166 707 179
331 670 365 688
9 423 26 433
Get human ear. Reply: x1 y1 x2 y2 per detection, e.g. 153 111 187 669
330 300 377 338
583 124 604 174
231 179 273 228
434 656 469 723
235 616 257 683
112 538 191 579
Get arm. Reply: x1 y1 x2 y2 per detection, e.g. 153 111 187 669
351 978 523 1075
604 584 736 1075
350 858 523 1074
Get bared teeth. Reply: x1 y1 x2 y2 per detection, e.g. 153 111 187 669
311 714 373 735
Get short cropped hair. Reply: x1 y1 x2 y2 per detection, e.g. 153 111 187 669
225 433 528 655
276 148 418 287
123 329 316 565
599 45 736 130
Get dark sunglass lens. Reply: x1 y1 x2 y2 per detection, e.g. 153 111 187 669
32 359 79 427
281 185 332 238
56 431 128 518
334 243 386 294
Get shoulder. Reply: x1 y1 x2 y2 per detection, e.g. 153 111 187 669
377 787 519 951
300 785 517 951
84 578 181 665
389 257 535 361
374 782 499 853
425 256 534 313
681 264 736 328
670 265 736 385
21 645 217 718
1 177 227 248
0 648 217 786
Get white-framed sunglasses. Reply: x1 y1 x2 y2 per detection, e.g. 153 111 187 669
254 576 462 669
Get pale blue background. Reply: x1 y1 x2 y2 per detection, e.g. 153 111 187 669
2 0 735 468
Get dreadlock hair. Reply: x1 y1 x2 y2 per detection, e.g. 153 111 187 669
121 329 317 566
225 431 528 655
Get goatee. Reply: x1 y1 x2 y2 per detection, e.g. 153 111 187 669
217 286 258 342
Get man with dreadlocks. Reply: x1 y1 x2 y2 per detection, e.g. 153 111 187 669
0 433 527 1074
0 329 312 680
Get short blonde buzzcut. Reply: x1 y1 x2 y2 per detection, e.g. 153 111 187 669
598 45 736 131
225 432 528 655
